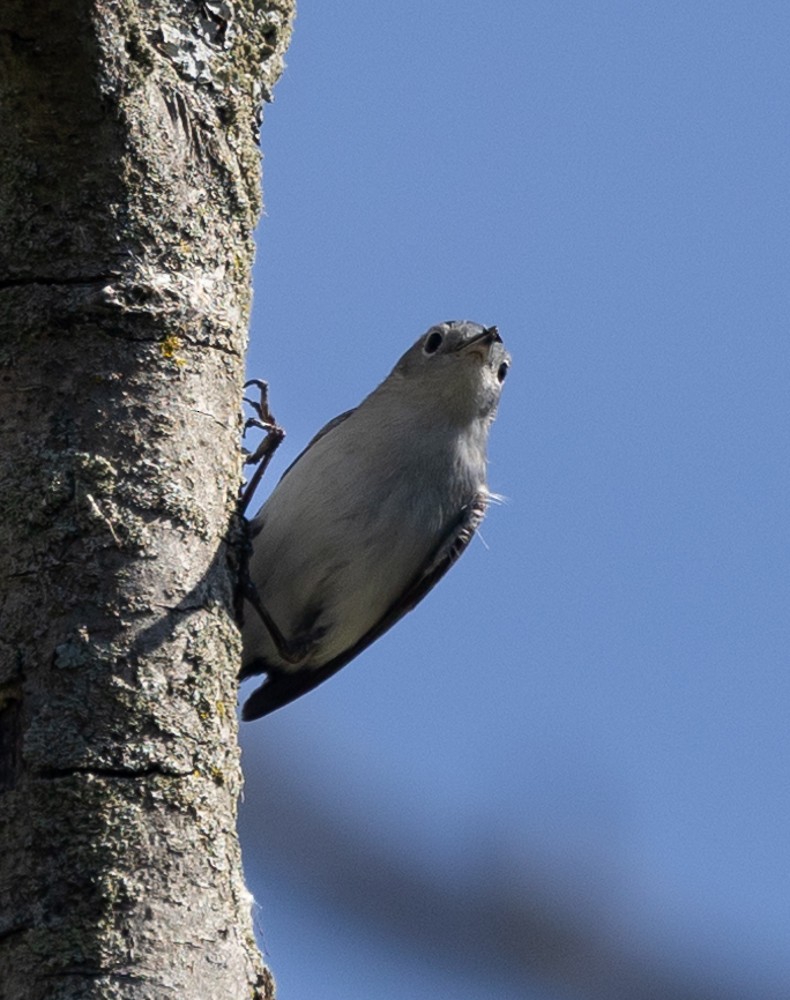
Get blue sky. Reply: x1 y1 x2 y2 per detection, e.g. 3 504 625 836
239 3 790 997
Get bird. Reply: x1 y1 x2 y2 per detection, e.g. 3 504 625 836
239 320 510 719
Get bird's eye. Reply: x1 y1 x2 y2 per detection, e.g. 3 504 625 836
423 331 444 355
497 361 509 383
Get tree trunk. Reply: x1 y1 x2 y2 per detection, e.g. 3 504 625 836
0 2 294 997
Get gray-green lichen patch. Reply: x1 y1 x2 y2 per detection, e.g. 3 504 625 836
53 628 98 670
25 604 242 781
32 450 117 518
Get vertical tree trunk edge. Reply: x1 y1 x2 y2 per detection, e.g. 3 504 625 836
0 3 296 997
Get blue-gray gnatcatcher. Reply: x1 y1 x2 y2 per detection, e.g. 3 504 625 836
240 320 510 719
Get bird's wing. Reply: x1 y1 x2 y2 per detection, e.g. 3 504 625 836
277 408 357 482
241 492 489 720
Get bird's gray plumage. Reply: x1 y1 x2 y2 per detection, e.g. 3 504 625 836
240 320 510 718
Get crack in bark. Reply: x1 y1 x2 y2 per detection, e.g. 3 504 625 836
0 274 116 289
0 922 34 945
39 762 190 781
0 697 22 792
43 971 151 982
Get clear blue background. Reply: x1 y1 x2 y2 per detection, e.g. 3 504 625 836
239 3 790 997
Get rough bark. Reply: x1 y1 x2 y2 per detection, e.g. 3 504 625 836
0 2 294 997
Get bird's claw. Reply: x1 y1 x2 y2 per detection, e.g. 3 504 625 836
239 378 285 515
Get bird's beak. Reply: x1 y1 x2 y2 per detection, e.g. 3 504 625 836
456 325 501 353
